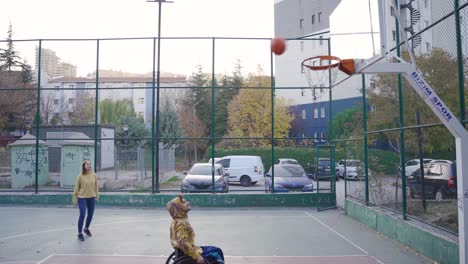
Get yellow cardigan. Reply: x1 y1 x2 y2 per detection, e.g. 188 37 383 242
72 172 99 204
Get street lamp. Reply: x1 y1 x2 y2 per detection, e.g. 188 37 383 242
147 0 173 193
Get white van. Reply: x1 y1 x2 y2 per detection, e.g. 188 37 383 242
215 155 264 186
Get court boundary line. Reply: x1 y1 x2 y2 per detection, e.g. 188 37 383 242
305 211 385 264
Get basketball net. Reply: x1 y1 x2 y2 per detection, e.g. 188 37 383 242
301 56 342 100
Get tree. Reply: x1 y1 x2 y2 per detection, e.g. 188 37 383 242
69 91 95 125
220 66 293 148
115 114 148 148
0 24 35 134
366 49 463 153
160 97 182 145
99 98 135 125
40 93 72 125
330 107 362 140
214 60 243 140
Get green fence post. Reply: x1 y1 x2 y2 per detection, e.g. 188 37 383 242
211 37 215 193
394 1 407 219
362 74 369 205
34 40 42 194
94 40 99 173
151 37 156 193
270 48 275 192
455 0 466 126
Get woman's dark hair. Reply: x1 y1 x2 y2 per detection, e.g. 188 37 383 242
81 160 91 175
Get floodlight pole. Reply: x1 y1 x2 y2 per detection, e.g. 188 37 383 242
147 0 173 193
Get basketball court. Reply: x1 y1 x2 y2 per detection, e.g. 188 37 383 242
0 205 431 264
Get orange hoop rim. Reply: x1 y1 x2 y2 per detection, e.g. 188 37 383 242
301 55 341 71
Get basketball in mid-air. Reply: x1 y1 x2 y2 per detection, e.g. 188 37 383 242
271 37 286 55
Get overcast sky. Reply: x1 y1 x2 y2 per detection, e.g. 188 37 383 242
0 0 275 76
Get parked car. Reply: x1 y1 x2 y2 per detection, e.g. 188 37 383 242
264 164 314 192
181 163 229 193
215 155 264 187
310 158 339 181
208 158 221 163
407 160 457 201
275 158 300 165
336 159 368 180
400 158 434 177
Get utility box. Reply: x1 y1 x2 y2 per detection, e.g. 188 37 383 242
60 133 95 188
9 134 49 189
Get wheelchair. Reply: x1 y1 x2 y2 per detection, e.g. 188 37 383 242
165 248 221 264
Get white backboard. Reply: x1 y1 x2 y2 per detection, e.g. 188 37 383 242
330 0 384 60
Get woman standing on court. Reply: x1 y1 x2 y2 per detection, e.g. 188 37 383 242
72 160 99 241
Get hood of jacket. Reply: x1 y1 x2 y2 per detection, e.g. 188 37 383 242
167 196 188 220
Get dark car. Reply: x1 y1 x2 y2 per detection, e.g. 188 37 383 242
309 158 339 181
407 160 457 201
181 163 229 193
265 164 314 193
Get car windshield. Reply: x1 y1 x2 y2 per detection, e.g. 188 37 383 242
269 166 306 177
318 160 330 166
190 165 220 175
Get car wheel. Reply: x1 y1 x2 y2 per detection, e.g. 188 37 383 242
435 188 445 201
336 175 339 181
251 181 257 185
240 175 252 187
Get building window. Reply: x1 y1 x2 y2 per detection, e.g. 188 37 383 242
301 109 306 119
321 132 326 142
314 107 318 118
318 12 322 22
54 85 60 90
426 42 431 52
392 30 396 41
68 98 74 104
390 6 395 17
138 112 144 118
69 84 75 88
320 106 325 118
138 98 144 104
299 18 304 30
54 99 59 105
312 15 315 24
87 84 94 88
314 132 319 142
53 113 60 119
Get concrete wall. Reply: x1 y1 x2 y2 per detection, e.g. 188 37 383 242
346 199 458 264
0 193 335 208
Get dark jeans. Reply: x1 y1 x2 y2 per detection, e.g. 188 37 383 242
201 246 224 263
77 197 95 234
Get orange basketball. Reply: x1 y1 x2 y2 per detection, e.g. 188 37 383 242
271 37 286 55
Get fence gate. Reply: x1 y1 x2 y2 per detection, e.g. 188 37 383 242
316 145 337 211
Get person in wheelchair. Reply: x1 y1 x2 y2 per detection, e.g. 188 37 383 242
167 195 224 264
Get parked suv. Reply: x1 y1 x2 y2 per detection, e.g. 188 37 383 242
215 155 264 187
407 160 457 201
308 158 339 181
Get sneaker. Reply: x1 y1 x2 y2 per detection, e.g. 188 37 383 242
77 234 85 241
84 228 92 237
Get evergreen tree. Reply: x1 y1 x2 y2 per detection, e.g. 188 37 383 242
0 23 24 72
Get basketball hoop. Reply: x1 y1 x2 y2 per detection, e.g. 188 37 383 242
301 55 355 100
